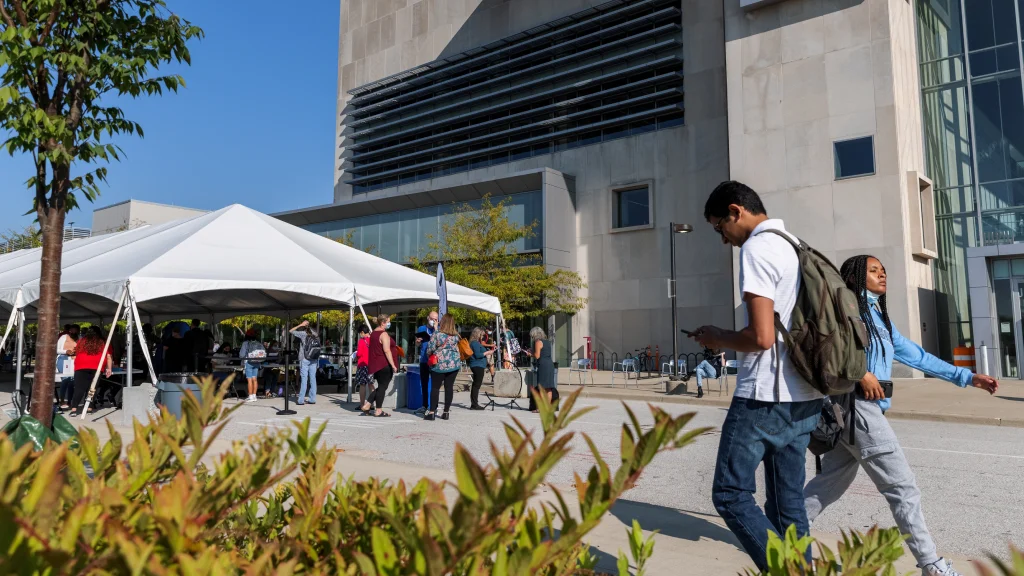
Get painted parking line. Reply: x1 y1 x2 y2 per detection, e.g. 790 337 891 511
902 446 1024 460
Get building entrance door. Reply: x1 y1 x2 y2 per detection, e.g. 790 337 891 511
1010 280 1024 379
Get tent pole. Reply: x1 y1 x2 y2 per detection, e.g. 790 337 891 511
127 294 134 388
347 301 354 404
495 315 501 373
128 289 158 386
81 284 128 419
277 311 296 416
14 309 25 401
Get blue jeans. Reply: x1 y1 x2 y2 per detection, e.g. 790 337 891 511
694 361 716 388
712 396 823 571
297 360 317 404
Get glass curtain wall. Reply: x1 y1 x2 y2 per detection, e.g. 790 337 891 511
918 0 1024 358
303 190 543 264
917 0 978 357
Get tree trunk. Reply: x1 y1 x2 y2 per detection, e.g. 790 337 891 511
30 207 66 427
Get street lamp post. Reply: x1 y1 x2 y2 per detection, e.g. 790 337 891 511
669 222 693 381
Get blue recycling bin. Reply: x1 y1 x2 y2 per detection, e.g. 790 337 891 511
405 365 432 410
155 373 207 419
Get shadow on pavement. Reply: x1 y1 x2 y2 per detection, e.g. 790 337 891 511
610 499 740 547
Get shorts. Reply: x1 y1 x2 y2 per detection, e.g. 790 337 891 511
244 362 260 378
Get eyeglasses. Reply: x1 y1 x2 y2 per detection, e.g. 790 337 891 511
712 215 732 236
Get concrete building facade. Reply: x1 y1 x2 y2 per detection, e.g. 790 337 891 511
91 200 208 236
275 0 1024 377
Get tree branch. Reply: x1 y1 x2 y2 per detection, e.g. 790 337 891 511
37 0 63 44
0 2 15 28
11 0 27 26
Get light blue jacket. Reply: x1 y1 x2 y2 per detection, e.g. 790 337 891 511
864 293 972 411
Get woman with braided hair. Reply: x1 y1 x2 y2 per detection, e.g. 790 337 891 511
803 255 999 576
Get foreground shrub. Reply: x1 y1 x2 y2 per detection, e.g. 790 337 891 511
748 524 1024 576
0 377 709 574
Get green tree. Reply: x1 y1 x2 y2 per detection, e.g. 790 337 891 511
410 196 586 325
0 0 202 426
0 224 40 253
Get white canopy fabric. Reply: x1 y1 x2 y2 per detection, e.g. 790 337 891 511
0 204 501 321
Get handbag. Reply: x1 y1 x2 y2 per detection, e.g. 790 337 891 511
428 354 438 366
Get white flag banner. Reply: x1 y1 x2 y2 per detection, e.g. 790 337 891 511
437 262 448 316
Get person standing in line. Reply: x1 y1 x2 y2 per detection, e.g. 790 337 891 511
683 347 724 399
238 329 265 403
363 314 396 418
689 181 823 571
354 324 373 406
468 327 494 410
414 310 438 415
185 319 211 372
69 326 112 417
803 255 998 576
163 327 189 373
425 314 461 421
290 320 321 405
529 327 556 412
56 324 80 410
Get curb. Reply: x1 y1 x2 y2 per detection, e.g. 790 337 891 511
566 387 1024 429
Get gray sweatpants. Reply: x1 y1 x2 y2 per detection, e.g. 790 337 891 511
803 398 939 567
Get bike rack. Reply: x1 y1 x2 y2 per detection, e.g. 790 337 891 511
597 351 605 371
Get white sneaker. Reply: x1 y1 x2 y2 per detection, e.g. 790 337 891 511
921 558 962 576
247 395 257 403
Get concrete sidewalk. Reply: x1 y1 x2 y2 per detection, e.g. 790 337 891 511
546 368 1024 427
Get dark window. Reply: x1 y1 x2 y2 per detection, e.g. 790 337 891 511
614 186 650 229
834 136 876 179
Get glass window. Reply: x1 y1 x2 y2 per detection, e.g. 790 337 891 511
972 75 1024 183
379 213 400 262
417 205 439 259
614 186 651 229
359 215 380 255
995 257 1009 278
833 136 876 179
399 211 419 263
965 0 1017 51
1012 257 1024 276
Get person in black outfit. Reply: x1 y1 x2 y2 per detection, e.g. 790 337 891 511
163 328 189 373
184 319 212 371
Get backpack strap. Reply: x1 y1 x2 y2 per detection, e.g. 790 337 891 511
757 228 799 404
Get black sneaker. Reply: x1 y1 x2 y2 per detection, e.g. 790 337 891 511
696 387 704 399
441 411 450 420
470 404 486 411
424 412 436 421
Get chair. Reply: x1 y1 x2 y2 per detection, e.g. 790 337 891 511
662 358 687 379
708 360 737 396
568 357 594 386
612 358 639 387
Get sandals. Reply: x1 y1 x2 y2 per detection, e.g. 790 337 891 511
374 411 391 418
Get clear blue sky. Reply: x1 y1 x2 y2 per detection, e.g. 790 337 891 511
0 0 340 232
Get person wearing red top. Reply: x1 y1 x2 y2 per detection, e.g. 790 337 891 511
70 326 112 416
354 324 372 405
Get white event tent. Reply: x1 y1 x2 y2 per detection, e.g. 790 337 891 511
0 204 502 413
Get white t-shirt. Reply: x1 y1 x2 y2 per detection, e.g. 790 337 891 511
56 334 75 376
735 219 821 403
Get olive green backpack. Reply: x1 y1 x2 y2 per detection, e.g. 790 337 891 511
757 230 869 401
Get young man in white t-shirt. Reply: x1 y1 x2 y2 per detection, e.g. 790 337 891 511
691 181 823 571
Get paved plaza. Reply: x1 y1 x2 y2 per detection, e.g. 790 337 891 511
5 378 1017 575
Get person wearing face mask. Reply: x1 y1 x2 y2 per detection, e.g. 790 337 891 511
414 310 439 415
362 314 397 417
803 255 998 576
